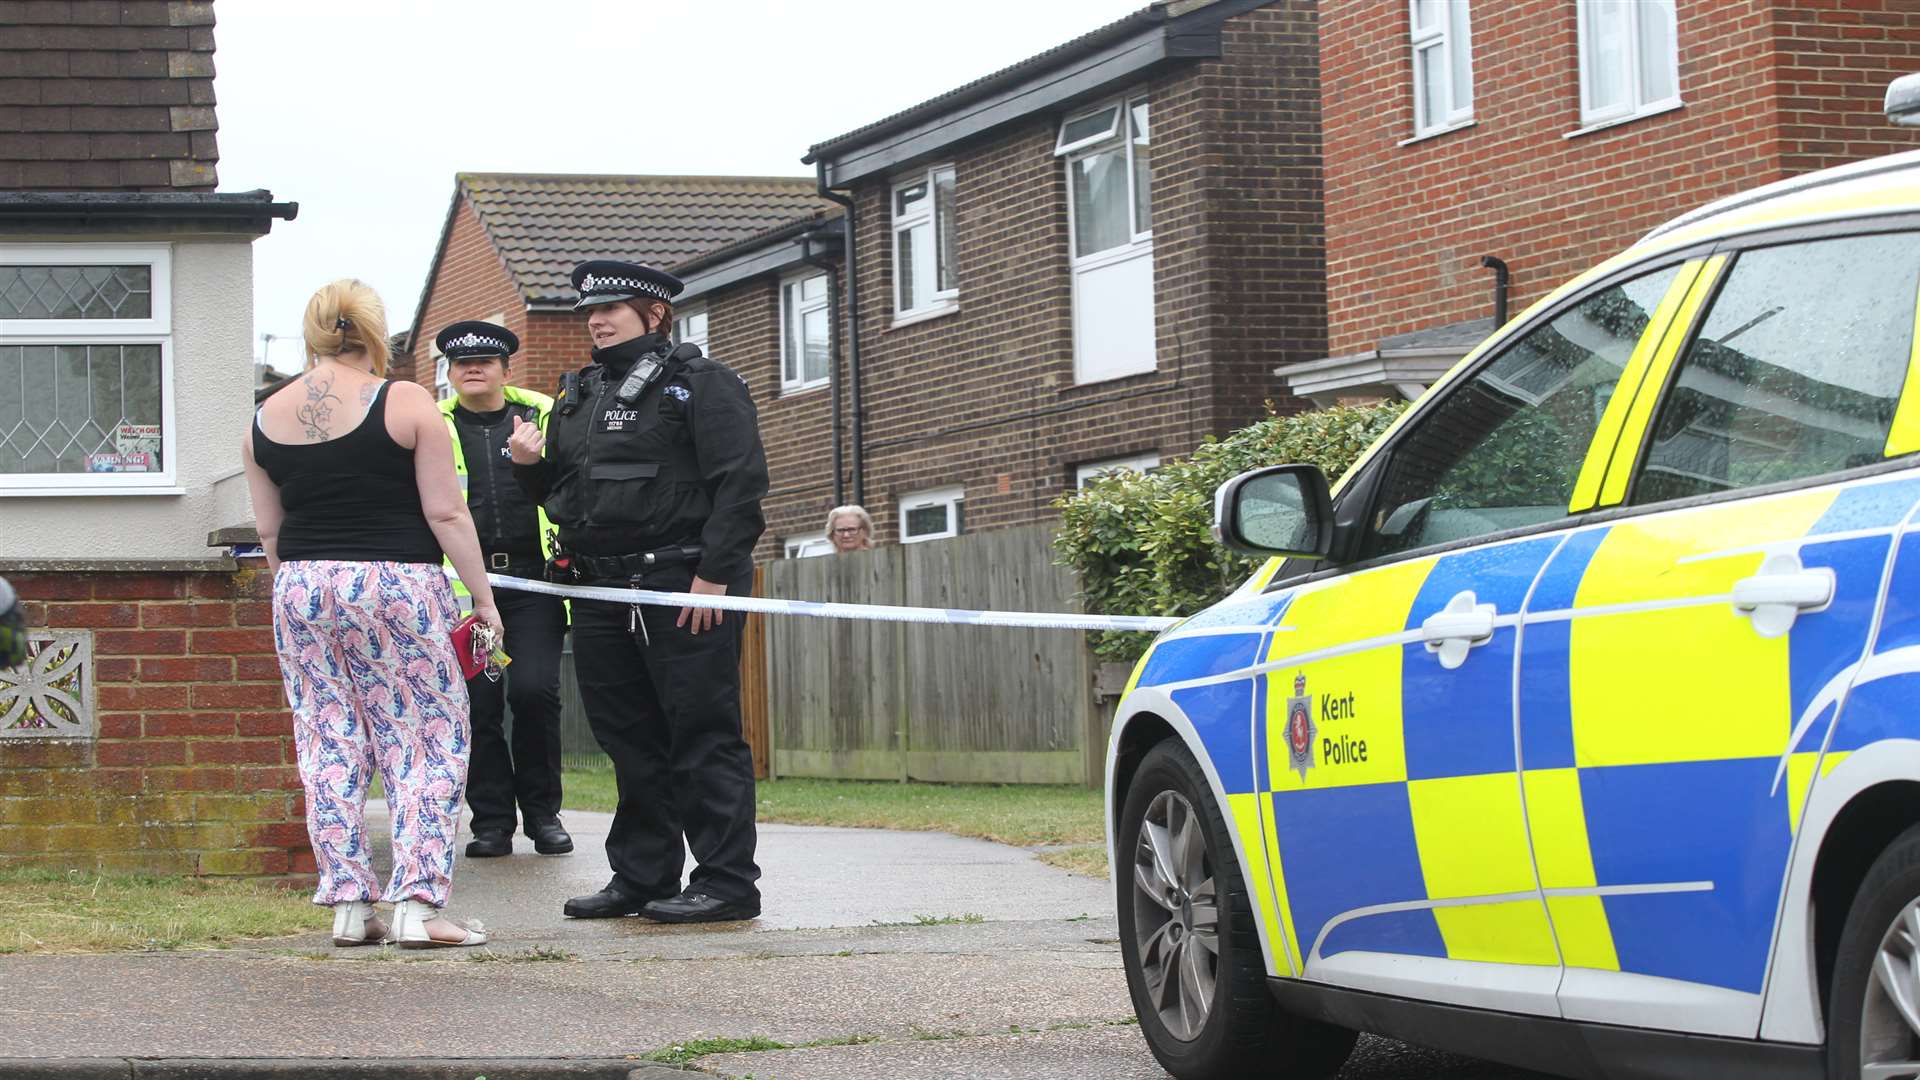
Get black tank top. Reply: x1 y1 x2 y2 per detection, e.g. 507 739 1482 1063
252 381 443 564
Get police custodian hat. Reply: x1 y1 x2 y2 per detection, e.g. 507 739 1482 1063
571 260 684 310
435 320 519 363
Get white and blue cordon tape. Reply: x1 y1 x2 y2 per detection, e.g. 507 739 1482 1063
459 571 1181 633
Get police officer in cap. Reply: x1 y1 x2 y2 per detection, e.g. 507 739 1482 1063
509 260 768 923
435 320 573 860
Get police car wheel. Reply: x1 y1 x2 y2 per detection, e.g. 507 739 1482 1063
1117 739 1355 1080
1829 824 1920 1080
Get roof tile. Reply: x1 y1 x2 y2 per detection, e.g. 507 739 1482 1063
459 173 832 306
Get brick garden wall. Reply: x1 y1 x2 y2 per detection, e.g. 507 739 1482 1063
1318 0 1920 359
0 564 309 879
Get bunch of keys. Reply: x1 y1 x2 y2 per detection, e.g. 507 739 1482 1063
471 621 512 682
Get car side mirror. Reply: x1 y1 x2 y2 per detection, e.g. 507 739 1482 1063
1212 464 1334 559
1887 72 1920 126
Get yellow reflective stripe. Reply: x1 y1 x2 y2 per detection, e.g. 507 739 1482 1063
1257 793 1305 975
1568 259 1705 512
1885 276 1920 457
1597 254 1728 508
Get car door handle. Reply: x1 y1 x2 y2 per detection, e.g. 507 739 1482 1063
1731 552 1834 638
1421 591 1497 670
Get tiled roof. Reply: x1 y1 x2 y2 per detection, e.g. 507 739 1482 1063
459 173 833 307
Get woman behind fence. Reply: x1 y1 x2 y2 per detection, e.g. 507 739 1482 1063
826 505 874 554
242 279 504 949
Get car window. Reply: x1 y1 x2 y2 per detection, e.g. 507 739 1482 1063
1631 232 1919 505
1360 263 1685 560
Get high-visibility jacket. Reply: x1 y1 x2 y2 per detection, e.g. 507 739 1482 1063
439 385 557 610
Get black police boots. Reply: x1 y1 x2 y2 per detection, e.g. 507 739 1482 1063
526 816 574 855
641 889 760 924
465 830 512 858
562 879 657 919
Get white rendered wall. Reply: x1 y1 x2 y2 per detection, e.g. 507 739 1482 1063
0 237 257 562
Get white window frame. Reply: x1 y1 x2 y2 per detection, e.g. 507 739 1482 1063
899 485 964 544
0 244 179 496
1060 94 1157 385
432 348 451 401
783 533 833 559
675 306 709 353
1075 452 1160 489
1576 0 1681 129
1409 0 1474 137
779 270 831 394
890 164 959 322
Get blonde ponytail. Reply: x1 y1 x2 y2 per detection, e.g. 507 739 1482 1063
302 279 391 375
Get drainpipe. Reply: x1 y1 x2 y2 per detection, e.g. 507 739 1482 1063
814 158 864 506
798 229 844 507
1479 255 1510 328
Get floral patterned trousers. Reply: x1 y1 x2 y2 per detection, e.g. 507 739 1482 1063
273 560 470 908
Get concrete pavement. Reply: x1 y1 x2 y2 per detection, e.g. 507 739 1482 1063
0 805 1550 1079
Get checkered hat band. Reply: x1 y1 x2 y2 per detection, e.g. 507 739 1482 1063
580 273 672 300
448 332 507 352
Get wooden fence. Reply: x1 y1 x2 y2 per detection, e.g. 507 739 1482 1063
762 525 1101 785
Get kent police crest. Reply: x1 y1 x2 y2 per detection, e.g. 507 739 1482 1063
1286 671 1315 782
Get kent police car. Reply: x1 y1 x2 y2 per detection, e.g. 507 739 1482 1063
1107 96 1920 1080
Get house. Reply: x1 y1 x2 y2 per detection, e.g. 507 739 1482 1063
1290 0 1920 403
397 173 832 401
769 0 1325 554
0 1 305 877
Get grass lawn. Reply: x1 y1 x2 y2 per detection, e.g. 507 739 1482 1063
564 767 1111 877
0 868 323 955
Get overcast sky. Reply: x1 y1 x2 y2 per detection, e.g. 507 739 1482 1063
213 0 1144 370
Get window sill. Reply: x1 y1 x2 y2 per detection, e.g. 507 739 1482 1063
889 303 960 331
1564 100 1685 140
0 484 185 497
900 533 958 544
779 379 830 398
1398 118 1477 147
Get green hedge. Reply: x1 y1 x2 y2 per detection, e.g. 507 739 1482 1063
1054 401 1408 663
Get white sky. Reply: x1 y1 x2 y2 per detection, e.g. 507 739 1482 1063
213 0 1144 370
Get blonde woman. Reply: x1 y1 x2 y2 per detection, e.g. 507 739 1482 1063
242 280 503 948
826 505 874 553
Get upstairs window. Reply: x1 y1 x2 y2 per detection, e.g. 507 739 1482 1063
0 245 176 494
781 271 831 392
1578 0 1679 127
1410 0 1473 136
1060 96 1156 384
892 165 958 320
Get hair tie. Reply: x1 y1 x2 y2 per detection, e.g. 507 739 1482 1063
334 317 351 332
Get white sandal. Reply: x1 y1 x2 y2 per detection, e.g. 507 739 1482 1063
330 900 388 947
391 899 489 949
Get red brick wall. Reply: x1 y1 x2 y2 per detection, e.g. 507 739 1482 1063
0 566 308 878
400 194 535 394
1319 0 1920 359
1774 0 1920 174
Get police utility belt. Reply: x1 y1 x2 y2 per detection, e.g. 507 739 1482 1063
547 544 703 584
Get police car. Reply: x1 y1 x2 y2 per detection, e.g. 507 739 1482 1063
1107 129 1920 1077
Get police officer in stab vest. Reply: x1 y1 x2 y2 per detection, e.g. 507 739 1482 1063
508 261 768 923
434 320 573 860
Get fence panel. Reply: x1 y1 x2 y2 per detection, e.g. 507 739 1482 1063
763 545 908 779
764 524 1093 785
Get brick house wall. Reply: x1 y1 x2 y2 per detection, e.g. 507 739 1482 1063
1318 0 1920 359
1 565 309 878
0 0 219 190
810 1 1323 548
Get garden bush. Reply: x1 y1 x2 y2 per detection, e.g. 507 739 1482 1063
1055 400 1408 663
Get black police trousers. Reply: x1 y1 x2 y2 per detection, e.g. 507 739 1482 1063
570 570 761 905
464 586 568 836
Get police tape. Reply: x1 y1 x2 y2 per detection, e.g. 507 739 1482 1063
460 571 1182 633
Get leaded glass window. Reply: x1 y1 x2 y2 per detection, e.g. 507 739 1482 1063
0 265 151 320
